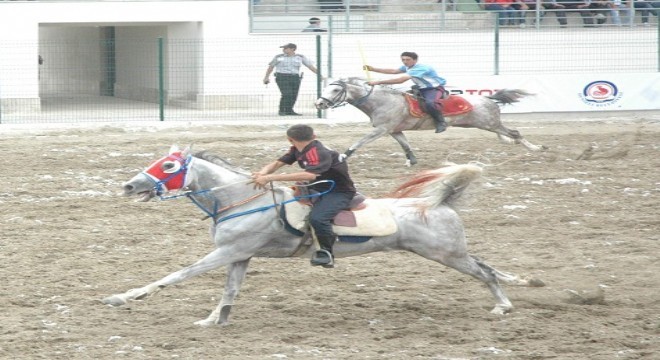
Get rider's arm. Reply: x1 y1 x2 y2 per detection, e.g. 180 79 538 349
363 65 404 75
369 74 412 86
264 171 317 183
254 160 286 176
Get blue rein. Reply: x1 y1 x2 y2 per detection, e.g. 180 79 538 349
215 180 336 224
156 179 336 224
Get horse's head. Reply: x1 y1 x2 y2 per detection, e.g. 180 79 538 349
315 77 370 109
123 145 193 201
315 79 348 109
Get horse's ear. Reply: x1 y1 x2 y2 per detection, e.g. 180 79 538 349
181 144 193 157
169 144 180 154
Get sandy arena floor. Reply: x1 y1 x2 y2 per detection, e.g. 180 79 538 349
0 113 658 359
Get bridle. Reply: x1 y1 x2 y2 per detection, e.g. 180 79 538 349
141 152 193 196
140 152 265 221
319 80 374 108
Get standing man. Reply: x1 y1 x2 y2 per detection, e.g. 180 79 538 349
251 124 356 268
364 51 448 133
263 43 321 116
302 17 328 32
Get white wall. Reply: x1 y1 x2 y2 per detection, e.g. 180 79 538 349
0 0 249 109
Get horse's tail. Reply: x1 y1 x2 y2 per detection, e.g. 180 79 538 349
388 163 482 208
487 89 533 106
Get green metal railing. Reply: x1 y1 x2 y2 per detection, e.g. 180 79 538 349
0 18 657 124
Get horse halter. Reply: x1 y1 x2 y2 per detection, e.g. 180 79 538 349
142 152 192 196
318 81 349 108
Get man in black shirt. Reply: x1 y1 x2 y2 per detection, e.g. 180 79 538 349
252 124 356 268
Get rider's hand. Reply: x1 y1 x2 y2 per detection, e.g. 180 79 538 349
338 153 348 163
263 78 270 85
366 81 379 86
250 174 271 190
363 65 373 71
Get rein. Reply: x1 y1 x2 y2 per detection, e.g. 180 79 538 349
214 180 335 224
156 179 336 224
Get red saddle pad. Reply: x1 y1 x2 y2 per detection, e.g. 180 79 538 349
405 93 474 117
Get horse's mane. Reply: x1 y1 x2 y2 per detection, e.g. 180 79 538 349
193 150 251 177
387 163 483 208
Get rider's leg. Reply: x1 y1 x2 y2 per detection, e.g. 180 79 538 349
421 88 447 133
309 192 353 267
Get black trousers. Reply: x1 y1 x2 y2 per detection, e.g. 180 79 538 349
309 191 355 237
275 73 301 113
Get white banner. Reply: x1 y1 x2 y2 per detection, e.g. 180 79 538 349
449 73 660 113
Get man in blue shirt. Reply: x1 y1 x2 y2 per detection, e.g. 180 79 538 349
365 52 448 133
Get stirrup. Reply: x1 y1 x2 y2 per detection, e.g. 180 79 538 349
310 249 334 268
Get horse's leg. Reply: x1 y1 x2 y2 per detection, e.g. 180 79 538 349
342 126 389 160
458 109 546 151
493 125 546 152
194 259 251 327
390 132 417 166
415 247 520 314
102 247 244 308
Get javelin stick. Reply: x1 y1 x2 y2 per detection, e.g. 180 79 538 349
358 41 371 81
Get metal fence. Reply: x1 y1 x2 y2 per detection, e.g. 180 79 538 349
1 14 658 123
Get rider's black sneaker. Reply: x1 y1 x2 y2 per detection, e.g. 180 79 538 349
435 122 447 133
310 249 334 268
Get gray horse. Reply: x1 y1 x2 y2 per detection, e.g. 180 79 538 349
315 77 547 166
102 145 539 326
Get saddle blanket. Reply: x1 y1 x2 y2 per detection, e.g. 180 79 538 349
284 198 398 237
405 93 474 118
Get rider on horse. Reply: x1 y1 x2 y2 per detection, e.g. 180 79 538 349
364 51 448 133
251 124 357 268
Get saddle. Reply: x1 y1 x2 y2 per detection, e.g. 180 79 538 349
283 195 398 238
405 91 474 118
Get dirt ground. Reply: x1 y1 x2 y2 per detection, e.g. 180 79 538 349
1 113 659 359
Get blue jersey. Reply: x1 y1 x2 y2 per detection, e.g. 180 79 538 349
398 63 446 89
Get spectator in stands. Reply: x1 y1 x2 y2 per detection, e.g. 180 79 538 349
263 43 322 116
626 0 656 25
588 0 612 25
303 17 328 32
651 0 660 13
521 0 568 26
555 0 599 26
609 0 628 25
483 0 528 26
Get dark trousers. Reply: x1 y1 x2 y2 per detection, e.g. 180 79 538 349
309 191 354 237
275 73 301 113
420 87 445 124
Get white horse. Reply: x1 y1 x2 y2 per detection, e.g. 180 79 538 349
102 145 539 326
315 77 547 166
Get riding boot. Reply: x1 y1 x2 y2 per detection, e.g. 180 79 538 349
311 234 336 268
433 113 447 133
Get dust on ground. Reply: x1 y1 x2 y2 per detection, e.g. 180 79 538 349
1 114 659 359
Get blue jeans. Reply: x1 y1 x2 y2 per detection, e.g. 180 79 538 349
309 191 354 237
419 87 444 124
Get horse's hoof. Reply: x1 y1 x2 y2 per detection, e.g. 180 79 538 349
194 319 217 327
490 305 513 315
101 295 126 307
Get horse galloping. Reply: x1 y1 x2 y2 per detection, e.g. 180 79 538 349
315 77 547 166
102 145 539 326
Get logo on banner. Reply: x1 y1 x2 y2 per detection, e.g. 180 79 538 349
579 81 622 107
